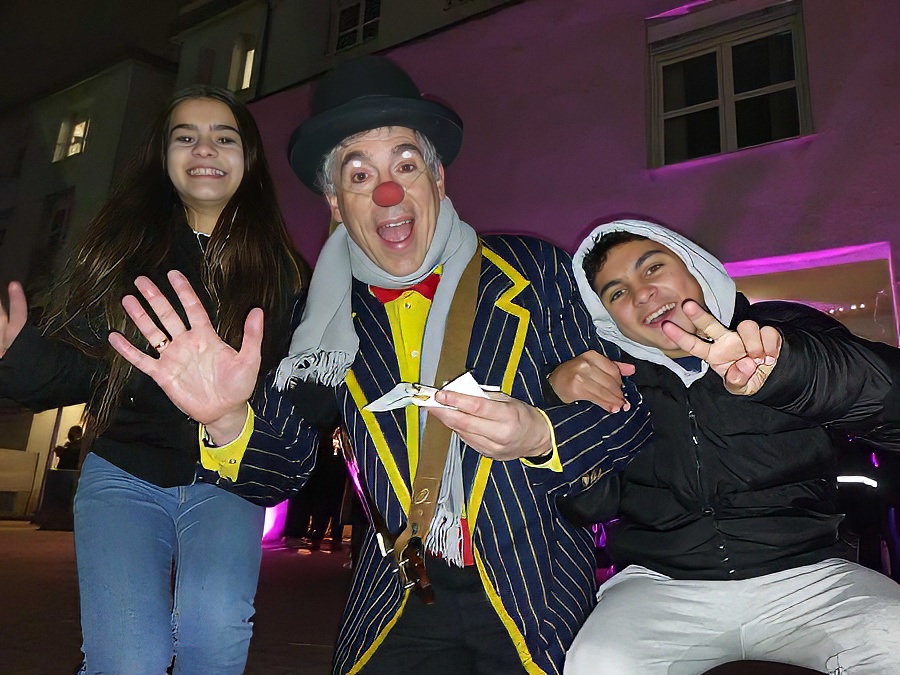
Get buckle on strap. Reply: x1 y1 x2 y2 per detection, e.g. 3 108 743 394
397 536 434 604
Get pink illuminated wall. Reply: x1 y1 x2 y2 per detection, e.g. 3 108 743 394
249 0 900 279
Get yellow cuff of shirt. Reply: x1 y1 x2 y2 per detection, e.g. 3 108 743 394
520 408 562 472
198 404 255 482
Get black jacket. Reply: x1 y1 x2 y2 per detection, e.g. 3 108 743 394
0 225 213 486
561 294 895 581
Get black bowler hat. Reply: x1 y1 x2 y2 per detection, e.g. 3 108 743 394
287 56 464 193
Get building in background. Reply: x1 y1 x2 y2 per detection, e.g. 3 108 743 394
1 0 898 517
0 54 176 517
0 55 176 298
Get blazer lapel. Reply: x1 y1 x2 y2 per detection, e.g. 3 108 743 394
346 284 413 512
465 244 532 530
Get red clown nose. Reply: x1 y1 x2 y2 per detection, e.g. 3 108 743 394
372 181 405 207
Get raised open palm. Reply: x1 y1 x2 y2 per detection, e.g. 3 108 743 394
108 270 263 437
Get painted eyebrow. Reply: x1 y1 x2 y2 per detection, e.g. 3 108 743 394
169 123 240 136
597 248 668 299
340 149 370 172
340 143 423 172
393 143 423 158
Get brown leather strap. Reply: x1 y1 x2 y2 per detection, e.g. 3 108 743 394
393 243 482 578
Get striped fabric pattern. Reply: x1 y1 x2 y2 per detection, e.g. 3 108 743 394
333 235 653 675
194 295 321 505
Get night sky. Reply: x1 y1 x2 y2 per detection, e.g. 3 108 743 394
0 0 180 115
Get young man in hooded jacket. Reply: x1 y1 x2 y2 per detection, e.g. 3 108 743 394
551 219 900 674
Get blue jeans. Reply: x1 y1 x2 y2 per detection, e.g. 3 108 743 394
74 453 265 674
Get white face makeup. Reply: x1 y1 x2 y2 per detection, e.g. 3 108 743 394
326 127 445 278
340 148 429 197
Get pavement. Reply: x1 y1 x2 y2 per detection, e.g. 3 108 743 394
0 519 353 674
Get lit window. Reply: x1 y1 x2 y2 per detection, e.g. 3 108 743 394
241 48 255 90
228 35 256 93
53 116 90 162
647 2 811 167
333 0 380 52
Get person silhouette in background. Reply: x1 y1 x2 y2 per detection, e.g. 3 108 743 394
54 425 83 471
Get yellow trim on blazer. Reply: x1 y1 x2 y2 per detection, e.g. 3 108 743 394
346 368 411 511
467 246 532 533
466 456 493 534
474 548 546 674
347 591 411 674
482 247 530 394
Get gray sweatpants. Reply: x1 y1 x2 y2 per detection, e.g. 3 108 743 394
564 559 900 674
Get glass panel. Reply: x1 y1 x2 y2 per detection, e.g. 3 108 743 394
362 20 379 42
241 49 255 90
68 120 88 156
663 52 718 112
664 107 721 164
364 0 381 23
338 5 360 33
732 31 795 94
336 31 358 51
735 88 800 148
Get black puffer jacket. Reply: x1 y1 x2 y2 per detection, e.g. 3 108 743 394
564 294 894 580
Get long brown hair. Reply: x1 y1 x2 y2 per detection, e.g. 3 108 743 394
42 85 306 437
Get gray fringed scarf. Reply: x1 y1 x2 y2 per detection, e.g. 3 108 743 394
276 196 477 390
276 196 478 567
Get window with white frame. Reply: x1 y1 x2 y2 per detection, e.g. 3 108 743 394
333 0 381 53
647 1 811 167
52 116 90 162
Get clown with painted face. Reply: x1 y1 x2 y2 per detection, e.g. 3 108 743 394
554 219 900 674
272 57 654 675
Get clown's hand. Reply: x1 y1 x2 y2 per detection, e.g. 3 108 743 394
661 300 782 396
428 390 552 461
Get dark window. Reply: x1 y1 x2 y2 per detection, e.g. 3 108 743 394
649 4 811 167
663 52 718 112
334 1 380 53
732 31 795 94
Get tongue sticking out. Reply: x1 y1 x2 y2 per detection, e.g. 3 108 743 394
372 181 405 207
378 220 413 243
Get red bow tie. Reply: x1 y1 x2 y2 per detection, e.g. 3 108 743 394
370 273 441 303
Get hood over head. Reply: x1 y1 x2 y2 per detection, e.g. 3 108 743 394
572 219 736 386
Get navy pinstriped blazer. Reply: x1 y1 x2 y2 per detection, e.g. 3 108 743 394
204 234 652 672
332 235 652 674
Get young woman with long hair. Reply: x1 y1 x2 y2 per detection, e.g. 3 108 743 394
0 86 314 674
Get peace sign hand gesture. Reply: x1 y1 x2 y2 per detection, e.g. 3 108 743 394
661 300 782 396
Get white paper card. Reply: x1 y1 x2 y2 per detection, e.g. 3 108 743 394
364 371 495 412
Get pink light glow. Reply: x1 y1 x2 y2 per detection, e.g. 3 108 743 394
724 242 892 278
645 135 816 175
648 0 713 19
262 501 288 543
871 452 880 469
